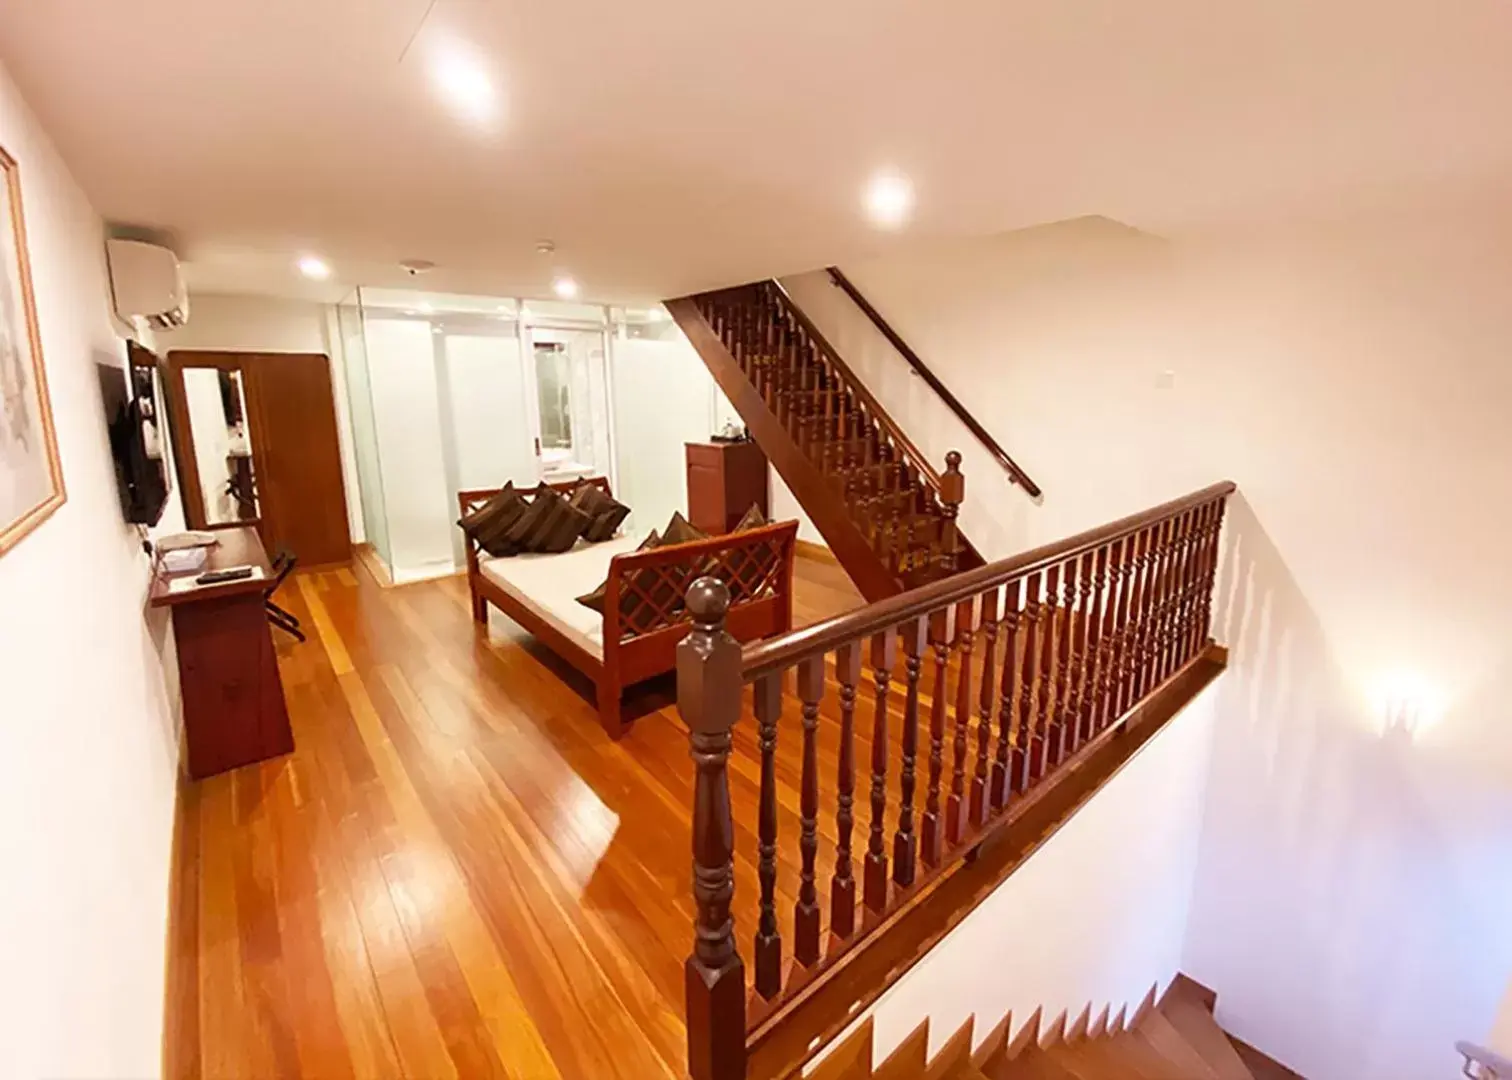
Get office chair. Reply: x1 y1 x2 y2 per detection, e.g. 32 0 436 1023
266 549 305 643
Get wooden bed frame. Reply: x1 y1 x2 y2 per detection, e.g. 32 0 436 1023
458 478 798 737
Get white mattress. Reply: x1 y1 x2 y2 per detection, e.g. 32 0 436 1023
478 532 647 660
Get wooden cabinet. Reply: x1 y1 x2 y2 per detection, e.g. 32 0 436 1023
686 440 769 534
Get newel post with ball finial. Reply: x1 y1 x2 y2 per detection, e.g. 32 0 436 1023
678 576 747 1080
939 450 965 575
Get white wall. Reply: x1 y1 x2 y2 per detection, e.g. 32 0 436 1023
811 683 1218 1069
787 208 1512 1078
363 317 456 581
0 62 180 1077
157 293 366 544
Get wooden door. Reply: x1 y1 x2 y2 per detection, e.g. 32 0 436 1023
243 353 351 566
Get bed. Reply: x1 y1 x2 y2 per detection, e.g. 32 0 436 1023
458 477 798 736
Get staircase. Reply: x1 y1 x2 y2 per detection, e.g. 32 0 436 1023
809 977 1296 1080
666 280 982 601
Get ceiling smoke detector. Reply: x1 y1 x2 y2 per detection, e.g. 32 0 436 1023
399 258 437 277
535 240 556 255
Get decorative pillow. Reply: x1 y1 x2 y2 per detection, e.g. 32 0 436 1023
577 530 660 614
570 482 631 543
503 484 592 554
722 503 774 602
661 510 708 548
457 482 529 557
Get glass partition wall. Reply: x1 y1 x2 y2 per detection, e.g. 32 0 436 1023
344 287 720 584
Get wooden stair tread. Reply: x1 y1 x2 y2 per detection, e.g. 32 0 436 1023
988 1047 1083 1080
1134 1011 1223 1079
809 1018 874 1080
1159 996 1255 1080
875 1020 930 1080
1049 1031 1183 1079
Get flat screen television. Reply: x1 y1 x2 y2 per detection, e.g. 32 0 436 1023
98 343 170 526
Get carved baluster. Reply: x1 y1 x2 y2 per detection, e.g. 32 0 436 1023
1035 565 1061 775
894 617 927 888
1135 520 1170 702
1079 547 1108 745
678 579 745 1080
970 588 999 825
921 610 950 867
1096 537 1128 735
1055 559 1078 760
830 642 861 942
946 598 976 843
1185 504 1216 671
1196 497 1227 647
794 656 823 967
1147 516 1179 691
865 630 896 914
751 674 783 999
1163 511 1197 681
992 579 1020 810
1012 573 1041 795
1116 529 1150 720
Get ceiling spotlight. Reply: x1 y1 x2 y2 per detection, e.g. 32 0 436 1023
298 255 331 280
535 240 557 255
427 36 501 129
863 171 914 230
553 276 580 300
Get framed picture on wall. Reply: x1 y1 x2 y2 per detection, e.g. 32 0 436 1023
0 141 65 557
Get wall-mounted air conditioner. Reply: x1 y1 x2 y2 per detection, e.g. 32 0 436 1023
106 238 189 329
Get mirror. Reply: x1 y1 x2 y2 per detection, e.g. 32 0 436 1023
182 366 258 525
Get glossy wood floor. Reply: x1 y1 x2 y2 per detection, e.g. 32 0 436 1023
164 553 867 1080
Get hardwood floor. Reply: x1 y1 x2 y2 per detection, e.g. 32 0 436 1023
164 554 865 1080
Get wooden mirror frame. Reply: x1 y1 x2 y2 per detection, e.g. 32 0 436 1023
162 351 263 532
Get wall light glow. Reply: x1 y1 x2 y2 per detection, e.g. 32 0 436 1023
1370 670 1446 740
863 170 914 230
427 35 502 129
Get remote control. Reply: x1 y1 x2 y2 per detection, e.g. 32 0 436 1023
197 566 256 585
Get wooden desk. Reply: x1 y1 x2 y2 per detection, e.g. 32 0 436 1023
151 527 293 779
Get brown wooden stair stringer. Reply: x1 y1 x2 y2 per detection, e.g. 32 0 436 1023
668 294 909 600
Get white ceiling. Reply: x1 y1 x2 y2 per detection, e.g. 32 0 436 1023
3 0 1511 304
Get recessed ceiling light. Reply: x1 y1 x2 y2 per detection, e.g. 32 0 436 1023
862 171 914 230
298 255 331 280
553 276 579 300
427 36 500 129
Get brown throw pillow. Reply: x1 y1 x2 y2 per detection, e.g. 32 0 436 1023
503 484 591 554
661 510 707 547
570 482 631 543
723 504 773 602
577 530 660 614
457 482 529 557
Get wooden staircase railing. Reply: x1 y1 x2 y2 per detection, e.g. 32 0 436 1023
667 282 982 602
824 267 1042 499
677 481 1236 1080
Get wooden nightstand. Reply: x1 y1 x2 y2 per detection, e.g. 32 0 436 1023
686 440 769 534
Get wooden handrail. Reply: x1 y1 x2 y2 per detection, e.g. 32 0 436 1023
766 279 943 491
680 481 1237 1079
744 480 1235 680
825 267 1043 499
